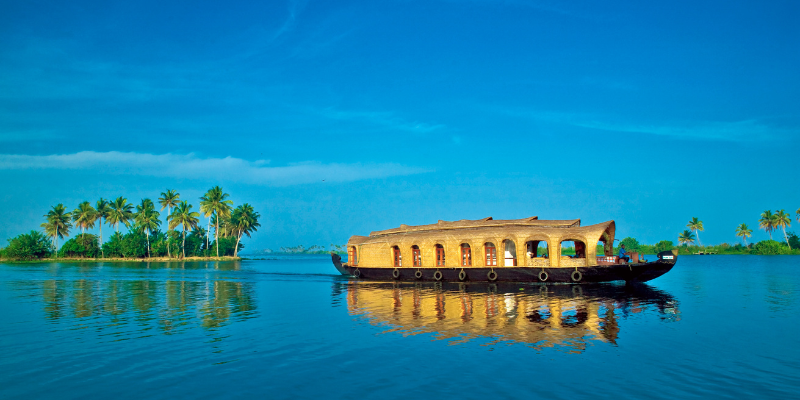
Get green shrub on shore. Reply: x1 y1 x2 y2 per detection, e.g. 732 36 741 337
59 233 100 258
4 231 53 260
751 240 792 255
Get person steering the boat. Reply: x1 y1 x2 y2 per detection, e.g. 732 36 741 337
619 244 630 263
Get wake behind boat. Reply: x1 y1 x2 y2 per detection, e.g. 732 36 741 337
332 216 677 283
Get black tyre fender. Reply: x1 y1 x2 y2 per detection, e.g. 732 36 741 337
571 270 582 282
458 269 467 281
353 268 361 278
392 268 400 279
433 270 443 281
414 270 423 279
487 270 498 282
538 271 548 282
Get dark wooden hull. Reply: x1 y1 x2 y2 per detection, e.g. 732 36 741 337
333 259 676 284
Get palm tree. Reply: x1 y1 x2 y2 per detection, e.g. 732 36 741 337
199 188 215 256
135 198 161 258
686 217 704 247
212 213 235 238
201 186 233 257
759 210 777 240
107 197 134 233
735 223 752 246
168 201 199 259
230 203 261 257
775 209 792 249
678 230 695 246
41 204 72 255
72 202 97 234
72 201 97 252
94 198 112 257
158 189 180 258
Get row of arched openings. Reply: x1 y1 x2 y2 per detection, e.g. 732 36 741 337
386 238 597 268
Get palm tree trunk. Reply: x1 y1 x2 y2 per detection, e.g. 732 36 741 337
206 218 210 257
146 229 151 258
695 229 701 247
182 228 186 259
783 227 791 250
234 232 242 257
99 220 104 258
215 220 220 257
166 206 171 258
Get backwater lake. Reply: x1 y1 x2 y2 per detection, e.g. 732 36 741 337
1 255 798 399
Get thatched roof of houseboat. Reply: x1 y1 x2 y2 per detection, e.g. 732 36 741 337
348 217 614 247
369 216 581 237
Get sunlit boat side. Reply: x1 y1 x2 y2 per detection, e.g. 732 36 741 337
332 216 677 283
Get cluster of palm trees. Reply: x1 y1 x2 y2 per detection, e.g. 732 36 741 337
676 208 798 250
753 209 796 249
40 186 260 259
677 217 703 246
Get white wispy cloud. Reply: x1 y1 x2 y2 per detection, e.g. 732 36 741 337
496 107 792 142
569 119 783 142
0 151 430 185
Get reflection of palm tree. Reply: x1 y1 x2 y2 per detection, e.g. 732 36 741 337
735 223 752 246
107 196 134 233
678 230 695 246
135 198 161 258
231 203 261 257
686 217 703 247
775 209 792 249
41 204 72 255
759 210 776 240
158 189 180 258
168 201 200 258
95 198 111 257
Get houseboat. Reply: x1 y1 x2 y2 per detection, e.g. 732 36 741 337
331 216 677 283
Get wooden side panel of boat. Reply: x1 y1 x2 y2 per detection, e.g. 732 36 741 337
335 257 676 284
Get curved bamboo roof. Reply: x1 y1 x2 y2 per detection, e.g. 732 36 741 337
349 217 614 246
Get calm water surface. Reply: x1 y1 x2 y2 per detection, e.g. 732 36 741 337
1 255 798 399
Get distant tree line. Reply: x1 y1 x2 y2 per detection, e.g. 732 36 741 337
0 186 260 261
251 244 346 255
672 210 800 255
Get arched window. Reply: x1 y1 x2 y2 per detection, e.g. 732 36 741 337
392 246 402 267
460 243 471 266
348 246 358 266
560 240 587 258
412 245 421 267
435 244 445 266
484 242 497 266
503 239 517 266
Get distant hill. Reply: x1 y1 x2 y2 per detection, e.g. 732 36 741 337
243 244 346 256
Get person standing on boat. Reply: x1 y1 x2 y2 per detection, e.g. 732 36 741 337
619 244 630 263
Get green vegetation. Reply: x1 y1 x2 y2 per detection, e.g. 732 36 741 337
1 186 259 261
678 230 695 246
3 231 53 260
735 223 752 246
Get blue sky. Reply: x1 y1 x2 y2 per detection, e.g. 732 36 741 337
1 0 798 250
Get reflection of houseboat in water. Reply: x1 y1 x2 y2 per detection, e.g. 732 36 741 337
333 216 677 283
339 281 679 350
